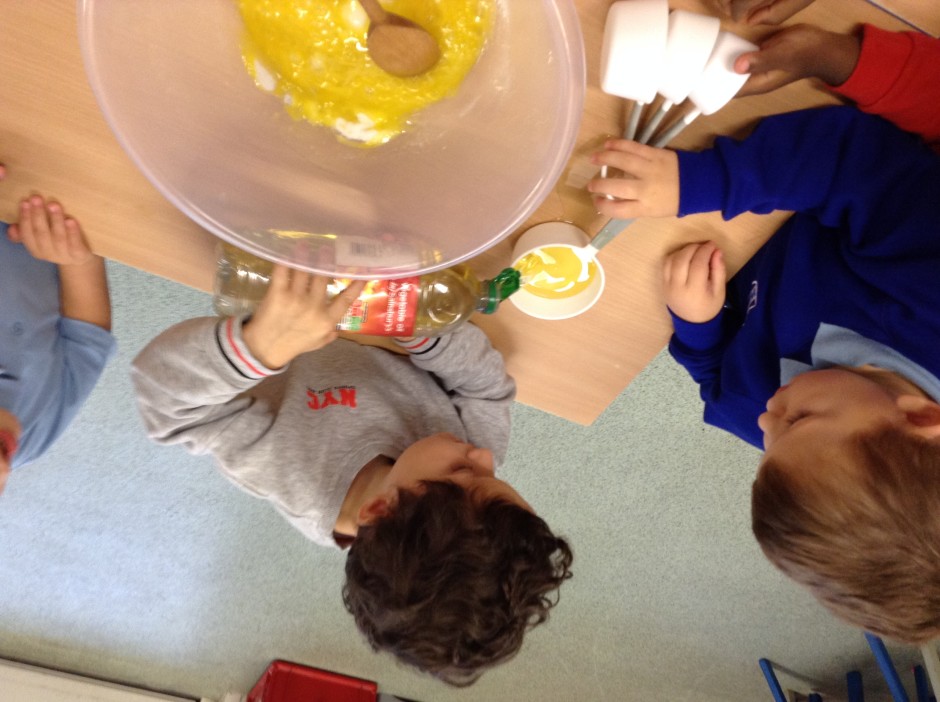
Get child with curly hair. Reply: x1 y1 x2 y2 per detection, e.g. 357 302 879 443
131 263 572 686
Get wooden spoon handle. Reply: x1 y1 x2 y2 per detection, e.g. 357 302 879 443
357 0 389 24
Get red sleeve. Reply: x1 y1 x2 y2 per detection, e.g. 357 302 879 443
832 24 940 149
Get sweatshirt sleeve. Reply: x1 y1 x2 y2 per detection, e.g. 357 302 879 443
667 308 733 391
394 325 515 463
676 106 939 246
131 315 285 454
55 317 117 434
832 24 940 146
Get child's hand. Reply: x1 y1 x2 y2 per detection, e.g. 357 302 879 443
735 24 861 96
714 0 815 25
7 195 96 266
588 140 680 220
241 264 366 370
663 241 727 323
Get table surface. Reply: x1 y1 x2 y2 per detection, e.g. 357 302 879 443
1 0 934 425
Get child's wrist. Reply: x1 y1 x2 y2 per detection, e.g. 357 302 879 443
819 31 861 87
240 321 288 371
57 253 103 271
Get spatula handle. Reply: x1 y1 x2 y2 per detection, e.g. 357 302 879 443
589 217 635 254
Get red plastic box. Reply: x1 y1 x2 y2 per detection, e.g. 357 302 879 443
247 660 377 702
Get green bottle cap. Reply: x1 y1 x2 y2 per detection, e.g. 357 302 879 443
482 268 521 314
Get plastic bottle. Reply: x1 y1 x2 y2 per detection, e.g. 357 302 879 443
213 242 520 337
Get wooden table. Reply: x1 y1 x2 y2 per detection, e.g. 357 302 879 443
869 0 940 34
0 0 930 424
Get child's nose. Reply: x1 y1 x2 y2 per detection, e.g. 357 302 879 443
757 412 780 449
757 411 770 433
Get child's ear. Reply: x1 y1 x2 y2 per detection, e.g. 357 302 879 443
896 395 940 439
356 490 397 526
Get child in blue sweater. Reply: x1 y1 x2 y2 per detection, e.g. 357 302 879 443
587 92 940 640
0 162 115 495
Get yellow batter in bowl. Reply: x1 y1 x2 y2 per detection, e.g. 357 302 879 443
238 0 493 146
515 246 600 300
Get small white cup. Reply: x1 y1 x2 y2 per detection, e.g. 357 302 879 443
509 222 606 320
658 10 722 105
688 31 758 115
599 0 670 103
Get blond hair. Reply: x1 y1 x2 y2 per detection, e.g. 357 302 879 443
752 425 940 643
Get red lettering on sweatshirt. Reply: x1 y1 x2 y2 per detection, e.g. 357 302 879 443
306 387 357 411
339 387 357 408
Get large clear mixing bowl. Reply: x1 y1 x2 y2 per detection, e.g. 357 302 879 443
78 0 585 278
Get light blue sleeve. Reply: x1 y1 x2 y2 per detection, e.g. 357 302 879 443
59 317 117 406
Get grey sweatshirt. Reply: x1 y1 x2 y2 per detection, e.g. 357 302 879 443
131 316 515 547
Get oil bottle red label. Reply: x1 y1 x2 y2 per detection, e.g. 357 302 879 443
337 277 420 336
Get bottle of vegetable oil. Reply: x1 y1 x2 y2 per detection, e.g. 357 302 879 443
213 242 520 337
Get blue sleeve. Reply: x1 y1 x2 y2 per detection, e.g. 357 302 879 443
58 318 116 422
667 309 731 391
677 107 940 246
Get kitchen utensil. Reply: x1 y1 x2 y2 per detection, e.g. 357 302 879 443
522 215 634 286
356 0 441 77
78 0 585 279
637 10 721 144
599 0 669 141
511 222 606 320
650 31 757 147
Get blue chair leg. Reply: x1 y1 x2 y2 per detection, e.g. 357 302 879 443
865 632 911 702
913 664 933 702
759 658 789 702
847 670 865 702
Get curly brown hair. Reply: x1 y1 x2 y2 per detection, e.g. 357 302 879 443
342 480 573 686
752 424 940 643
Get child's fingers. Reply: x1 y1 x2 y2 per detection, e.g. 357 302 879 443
733 51 758 75
26 195 55 254
588 175 640 202
608 138 662 157
747 3 790 25
737 72 789 98
267 263 293 295
593 139 658 165
733 35 798 96
745 5 772 24
736 38 789 76
726 0 758 22
6 223 21 243
593 195 641 220
329 280 366 319
686 242 719 288
708 247 727 295
305 273 330 303
662 251 676 286
46 201 71 252
64 218 90 259
590 153 644 180
663 243 702 285
15 199 38 251
287 268 315 296
747 0 814 25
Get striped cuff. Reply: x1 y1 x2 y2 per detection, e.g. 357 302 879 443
216 316 282 380
393 336 441 356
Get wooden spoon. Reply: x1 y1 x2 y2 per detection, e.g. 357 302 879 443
356 0 441 77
